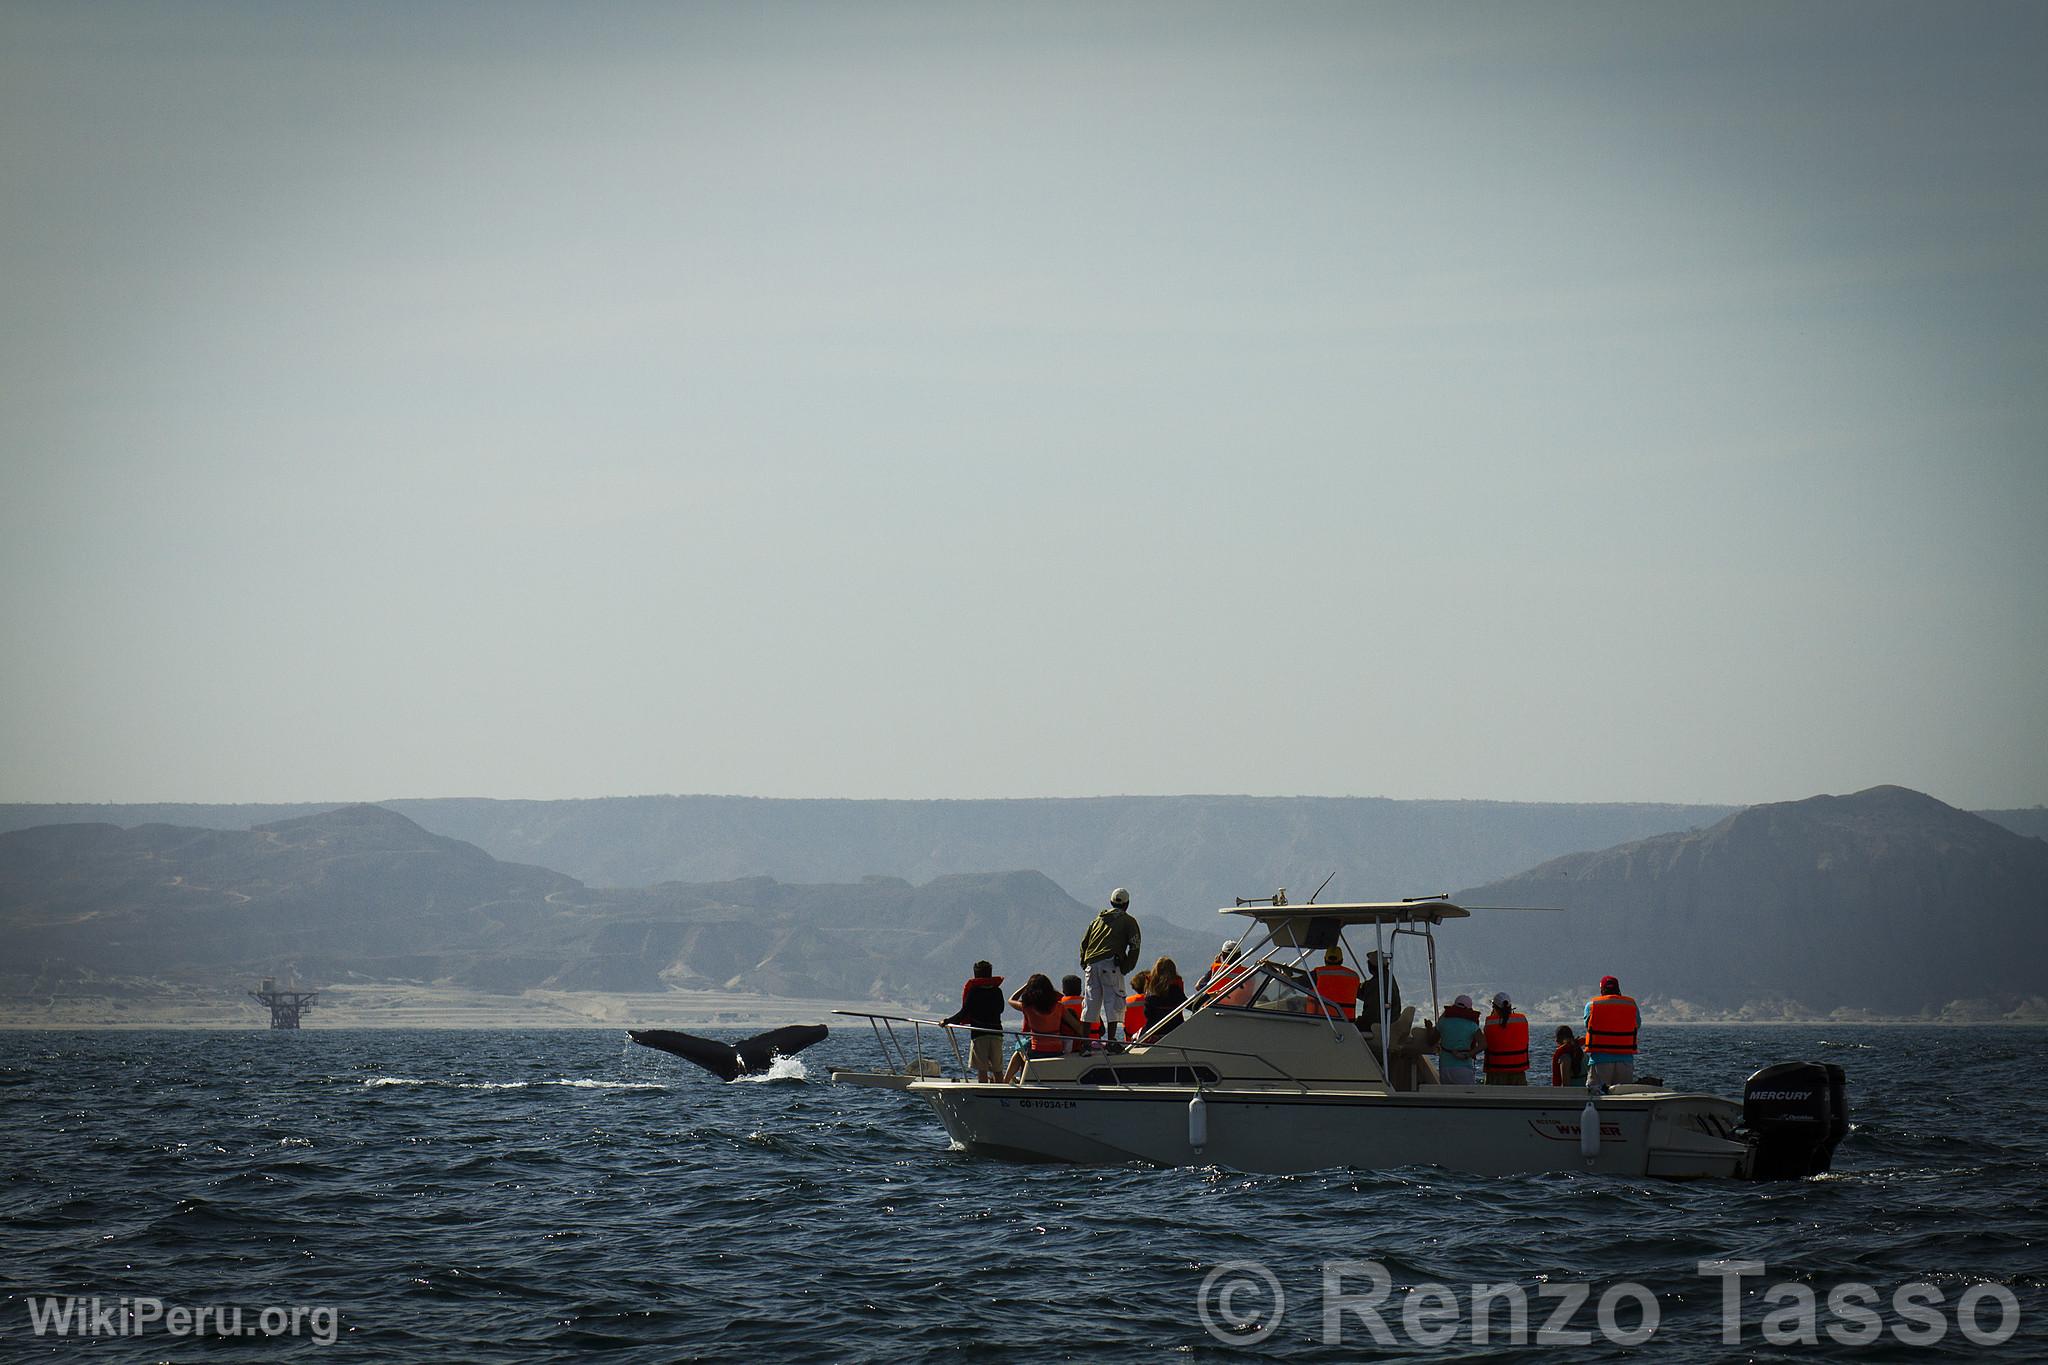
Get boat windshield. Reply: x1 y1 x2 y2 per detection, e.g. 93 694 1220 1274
1231 963 1321 1013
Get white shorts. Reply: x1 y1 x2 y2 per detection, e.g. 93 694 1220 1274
1081 960 1125 1024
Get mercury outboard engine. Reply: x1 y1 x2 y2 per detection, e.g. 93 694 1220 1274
1741 1062 1849 1179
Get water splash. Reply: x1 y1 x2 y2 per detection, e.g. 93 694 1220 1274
737 1055 810 1084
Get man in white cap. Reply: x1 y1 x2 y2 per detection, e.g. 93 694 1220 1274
1078 887 1141 1048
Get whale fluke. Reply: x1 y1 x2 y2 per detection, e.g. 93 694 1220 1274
628 1024 829 1081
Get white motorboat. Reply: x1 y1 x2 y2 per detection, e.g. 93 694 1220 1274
853 897 1847 1179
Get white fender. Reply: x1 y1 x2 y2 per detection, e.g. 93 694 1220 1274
1580 1098 1601 1160
1188 1092 1208 1153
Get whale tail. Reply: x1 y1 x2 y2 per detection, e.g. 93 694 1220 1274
628 1024 829 1081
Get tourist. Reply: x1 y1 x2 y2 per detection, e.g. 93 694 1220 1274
1003 973 1083 1082
1584 975 1640 1091
942 959 1006 1083
1551 1024 1587 1087
1079 888 1142 1046
1142 957 1188 1037
1360 950 1402 1035
1310 946 1362 1022
1436 994 1483 1085
1123 969 1151 1043
1481 992 1530 1085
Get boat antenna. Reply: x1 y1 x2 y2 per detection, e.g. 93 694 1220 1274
1462 904 1567 912
1306 872 1336 905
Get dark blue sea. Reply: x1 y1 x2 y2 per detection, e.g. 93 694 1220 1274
1 1026 2041 1360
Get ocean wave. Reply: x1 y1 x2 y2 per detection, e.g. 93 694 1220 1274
361 1076 667 1091
8 1023 2045 1360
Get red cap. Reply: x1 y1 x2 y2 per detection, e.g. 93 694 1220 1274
1600 975 1620 993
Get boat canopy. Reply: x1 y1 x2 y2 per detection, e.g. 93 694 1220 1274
1220 900 1467 948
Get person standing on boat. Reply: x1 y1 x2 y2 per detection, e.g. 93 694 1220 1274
943 961 1007 1083
1436 994 1484 1085
1481 992 1530 1085
1079 887 1142 1048
1359 950 1402 1036
1583 975 1640 1091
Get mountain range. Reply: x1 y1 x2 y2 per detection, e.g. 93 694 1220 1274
0 804 1214 1010
1 786 2041 1022
7 795 2040 936
1445 785 2048 1016
0 795 1752 929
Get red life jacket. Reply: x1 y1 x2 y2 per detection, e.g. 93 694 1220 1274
1020 1002 1073 1057
1483 1012 1529 1072
1124 992 1147 1039
1586 994 1639 1055
1310 965 1361 1020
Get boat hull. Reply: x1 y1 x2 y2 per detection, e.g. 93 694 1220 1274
916 1082 1750 1179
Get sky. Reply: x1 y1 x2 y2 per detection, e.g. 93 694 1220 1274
2 1 2044 809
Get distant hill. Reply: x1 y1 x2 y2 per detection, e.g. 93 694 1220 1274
0 805 1215 1009
1444 786 2048 1018
1981 807 2048 842
0 795 1750 927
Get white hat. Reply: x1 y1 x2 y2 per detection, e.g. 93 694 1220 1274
1454 994 1473 1009
1220 939 1239 954
1492 991 1511 1008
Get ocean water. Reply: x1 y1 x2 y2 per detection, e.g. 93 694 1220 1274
0 1025 2041 1360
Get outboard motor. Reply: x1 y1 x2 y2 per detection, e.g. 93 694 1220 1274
1741 1062 1849 1180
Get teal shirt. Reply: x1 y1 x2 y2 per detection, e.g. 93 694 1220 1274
1438 1015 1481 1059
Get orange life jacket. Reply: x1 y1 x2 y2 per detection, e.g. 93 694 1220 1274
1203 959 1251 1002
1124 992 1147 1039
1483 1012 1529 1072
1220 963 1257 1007
1310 964 1361 1020
1586 994 1639 1055
1058 993 1102 1047
1021 1002 1073 1057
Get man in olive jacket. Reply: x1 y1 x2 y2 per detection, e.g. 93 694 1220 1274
1078 888 1142 1046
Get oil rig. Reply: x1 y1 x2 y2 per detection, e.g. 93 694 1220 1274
250 975 317 1030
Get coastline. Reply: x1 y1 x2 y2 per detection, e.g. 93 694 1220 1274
0 982 2039 1030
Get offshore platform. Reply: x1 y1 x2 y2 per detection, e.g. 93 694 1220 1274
250 975 317 1029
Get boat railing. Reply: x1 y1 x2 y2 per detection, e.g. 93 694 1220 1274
830 1009 967 1077
830 1010 1321 1093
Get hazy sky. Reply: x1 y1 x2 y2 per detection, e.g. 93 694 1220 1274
3 2 2044 808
